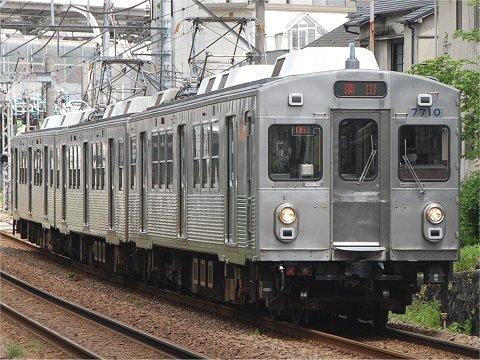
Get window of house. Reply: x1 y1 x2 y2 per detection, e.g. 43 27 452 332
289 19 317 50
456 0 463 30
391 42 404 72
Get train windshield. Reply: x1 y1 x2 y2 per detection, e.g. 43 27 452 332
399 125 449 181
339 119 378 181
269 125 322 181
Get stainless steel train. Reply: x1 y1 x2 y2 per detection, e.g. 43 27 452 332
10 47 460 325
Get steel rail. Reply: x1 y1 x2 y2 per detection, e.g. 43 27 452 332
1 302 101 360
0 270 204 360
384 326 480 359
3 230 478 359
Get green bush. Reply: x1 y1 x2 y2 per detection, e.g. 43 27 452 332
390 299 441 328
460 170 479 246
455 244 480 272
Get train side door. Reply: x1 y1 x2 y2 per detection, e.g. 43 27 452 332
83 142 89 226
28 146 32 213
44 146 48 217
332 111 384 249
225 116 236 244
108 138 115 229
178 125 187 237
139 132 147 232
62 144 67 221
245 113 253 246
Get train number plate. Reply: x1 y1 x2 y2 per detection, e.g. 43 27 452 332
410 107 443 117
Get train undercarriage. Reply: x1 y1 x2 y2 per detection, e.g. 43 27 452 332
14 218 451 326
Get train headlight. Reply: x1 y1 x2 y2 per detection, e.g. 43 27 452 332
279 205 297 225
425 204 445 224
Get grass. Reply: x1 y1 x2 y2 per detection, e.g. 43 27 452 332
5 343 26 359
454 244 480 272
66 271 77 281
126 294 144 306
390 298 474 335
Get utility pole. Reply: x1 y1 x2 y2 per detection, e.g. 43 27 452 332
369 0 375 53
45 57 54 117
102 0 111 105
255 0 266 64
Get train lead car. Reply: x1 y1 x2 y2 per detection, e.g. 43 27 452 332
11 45 460 325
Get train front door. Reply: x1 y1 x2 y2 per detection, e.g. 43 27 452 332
332 111 387 250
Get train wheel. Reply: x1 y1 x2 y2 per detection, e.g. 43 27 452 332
373 310 389 327
291 309 307 326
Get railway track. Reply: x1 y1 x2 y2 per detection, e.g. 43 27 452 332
0 270 204 359
1 302 100 359
2 229 479 359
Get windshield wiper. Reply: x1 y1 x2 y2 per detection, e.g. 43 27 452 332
402 139 425 195
358 134 376 184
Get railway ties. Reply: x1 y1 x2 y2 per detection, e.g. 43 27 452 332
0 271 204 359
2 229 479 359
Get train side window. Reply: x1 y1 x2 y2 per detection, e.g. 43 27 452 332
69 146 73 189
159 132 166 189
193 124 201 188
118 140 124 191
211 121 219 188
166 130 174 189
202 123 209 188
56 148 60 189
77 145 81 189
100 143 105 190
152 132 159 189
339 119 378 181
50 147 54 188
92 144 97 190
399 125 450 181
269 125 322 181
130 136 137 189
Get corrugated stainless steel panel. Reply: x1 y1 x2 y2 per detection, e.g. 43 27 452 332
236 195 247 246
16 184 29 218
55 187 62 227
47 190 55 226
128 193 140 237
115 194 127 241
187 195 224 244
89 191 109 236
65 191 84 232
147 193 177 239
30 186 44 223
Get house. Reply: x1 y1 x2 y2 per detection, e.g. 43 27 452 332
343 0 435 71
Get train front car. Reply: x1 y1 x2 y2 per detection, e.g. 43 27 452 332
254 54 460 324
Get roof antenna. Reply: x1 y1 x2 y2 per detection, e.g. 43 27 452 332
345 42 360 69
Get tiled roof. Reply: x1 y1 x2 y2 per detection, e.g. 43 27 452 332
306 24 358 47
345 0 434 26
396 5 435 23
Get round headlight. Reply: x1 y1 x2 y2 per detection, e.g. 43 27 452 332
279 206 296 224
426 206 445 224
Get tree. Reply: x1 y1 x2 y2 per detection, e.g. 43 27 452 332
453 1 480 43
